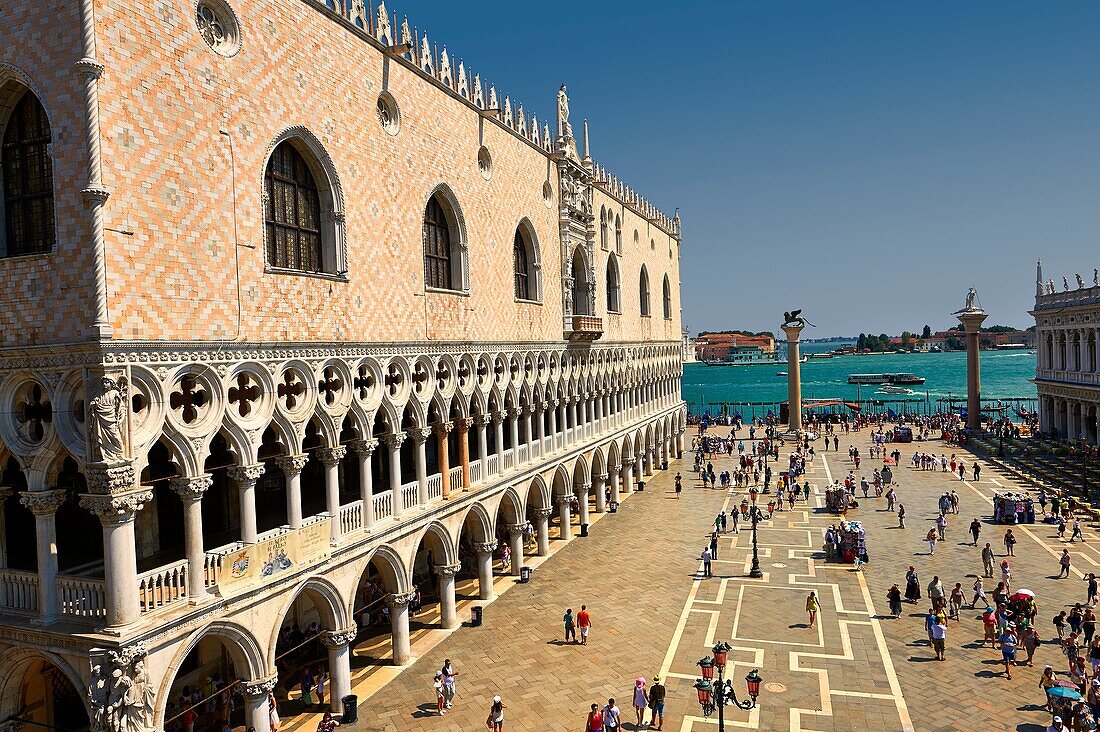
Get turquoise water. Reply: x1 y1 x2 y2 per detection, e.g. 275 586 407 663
683 342 1037 415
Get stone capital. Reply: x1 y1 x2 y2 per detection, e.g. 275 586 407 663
351 439 378 458
455 417 474 432
506 406 521 418
240 674 278 700
79 490 153 525
227 463 265 485
474 540 498 555
433 422 454 437
506 522 528 536
320 626 358 649
386 591 417 608
490 411 505 426
594 472 609 483
19 489 68 516
608 461 620 472
84 461 136 495
0 486 12 501
434 562 462 577
554 495 573 507
169 474 213 501
535 507 555 518
409 426 432 445
74 57 105 79
273 454 309 477
539 400 551 412
316 446 347 467
381 431 407 449
472 413 491 427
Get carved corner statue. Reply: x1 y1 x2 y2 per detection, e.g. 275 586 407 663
557 84 572 141
89 646 154 732
1064 276 1070 292
1078 274 1087 290
89 376 128 463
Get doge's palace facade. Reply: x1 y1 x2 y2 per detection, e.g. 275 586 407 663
0 0 684 728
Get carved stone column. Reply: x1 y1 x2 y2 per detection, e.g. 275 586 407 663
272 455 306 530
547 399 559 450
507 407 520 464
456 417 472 491
352 439 377 529
241 675 279 731
169 475 213 601
317 446 346 540
382 432 406 518
435 563 462 629
474 540 497 600
434 422 453 499
536 401 548 449
576 483 590 527
321 627 357 713
0 487 10 573
623 457 635 495
507 523 526 576
568 397 579 442
523 404 534 453
593 473 607 513
79 490 152 628
491 411 505 475
473 413 489 465
387 591 416 665
534 508 553 555
555 495 573 542
609 463 621 504
227 464 265 541
411 427 431 507
20 489 68 623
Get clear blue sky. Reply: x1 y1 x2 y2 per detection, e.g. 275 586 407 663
405 1 1100 337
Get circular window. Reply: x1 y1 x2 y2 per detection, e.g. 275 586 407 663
478 146 493 180
376 92 400 136
542 181 553 207
195 0 241 56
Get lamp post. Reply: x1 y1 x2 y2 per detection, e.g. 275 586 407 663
749 491 763 579
694 642 762 731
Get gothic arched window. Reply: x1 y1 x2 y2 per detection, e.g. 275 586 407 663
639 265 651 317
2 90 55 257
514 229 530 300
663 275 672 319
606 256 621 313
264 141 322 272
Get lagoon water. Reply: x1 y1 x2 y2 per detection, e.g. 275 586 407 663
683 342 1036 414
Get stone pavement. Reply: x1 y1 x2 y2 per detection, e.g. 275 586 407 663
304 430 1100 732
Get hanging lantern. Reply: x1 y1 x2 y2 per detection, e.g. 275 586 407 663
697 656 715 681
712 641 732 671
746 668 763 699
693 678 713 707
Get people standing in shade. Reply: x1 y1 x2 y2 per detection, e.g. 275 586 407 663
314 665 327 710
564 608 577 644
300 667 314 708
806 591 820 628
648 676 666 731
577 605 592 645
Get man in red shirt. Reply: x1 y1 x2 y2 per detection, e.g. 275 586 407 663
577 605 592 645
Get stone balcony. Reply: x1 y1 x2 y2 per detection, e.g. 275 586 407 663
564 315 604 342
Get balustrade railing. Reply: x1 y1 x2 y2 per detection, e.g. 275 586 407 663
0 569 38 613
136 560 188 616
504 449 514 470
401 481 419 509
517 444 529 465
427 473 443 502
372 490 393 521
204 541 242 588
339 500 364 534
58 576 107 619
486 454 500 475
448 465 463 491
470 459 483 484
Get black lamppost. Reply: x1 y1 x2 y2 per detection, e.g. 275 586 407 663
749 492 763 579
694 643 762 731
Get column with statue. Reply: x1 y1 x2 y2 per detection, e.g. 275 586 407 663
781 311 808 434
954 288 988 431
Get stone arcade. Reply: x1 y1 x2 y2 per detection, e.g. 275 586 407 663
0 0 685 728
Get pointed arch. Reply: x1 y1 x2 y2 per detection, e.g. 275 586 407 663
605 254 621 313
639 265 651 317
423 183 469 292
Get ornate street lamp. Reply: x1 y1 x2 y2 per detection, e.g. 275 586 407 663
749 491 763 579
693 642 762 730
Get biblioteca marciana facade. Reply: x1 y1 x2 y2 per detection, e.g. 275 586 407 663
0 0 685 728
